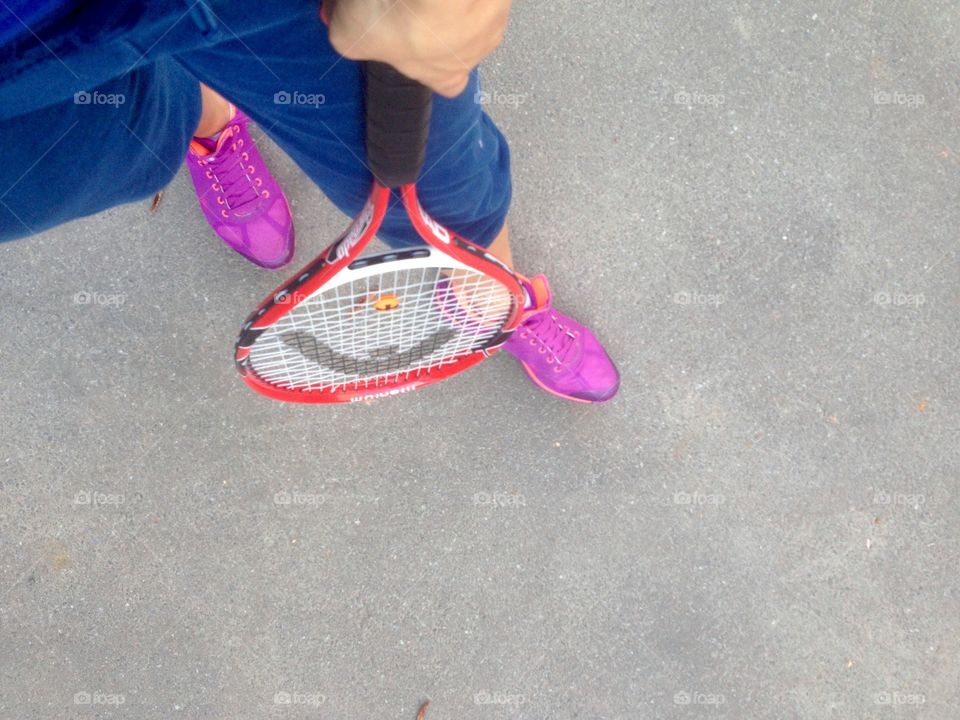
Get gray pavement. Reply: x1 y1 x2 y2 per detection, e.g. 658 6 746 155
2 1 960 718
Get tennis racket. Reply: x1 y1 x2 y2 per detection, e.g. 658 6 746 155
234 62 528 403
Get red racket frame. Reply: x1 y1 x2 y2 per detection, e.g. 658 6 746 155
234 182 527 403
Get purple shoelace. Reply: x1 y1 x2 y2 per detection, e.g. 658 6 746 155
200 127 262 213
520 310 578 364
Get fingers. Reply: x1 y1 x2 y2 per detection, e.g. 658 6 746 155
325 0 511 97
417 71 470 99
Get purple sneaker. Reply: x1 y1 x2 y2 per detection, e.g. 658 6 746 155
186 107 294 269
502 275 620 403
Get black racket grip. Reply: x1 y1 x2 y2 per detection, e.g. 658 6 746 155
365 61 433 188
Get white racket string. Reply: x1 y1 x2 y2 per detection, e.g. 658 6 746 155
247 265 513 392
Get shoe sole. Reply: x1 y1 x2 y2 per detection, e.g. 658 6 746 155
516 359 619 404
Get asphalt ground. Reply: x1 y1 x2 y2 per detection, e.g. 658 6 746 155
1 1 959 718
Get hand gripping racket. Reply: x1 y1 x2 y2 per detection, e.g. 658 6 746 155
234 62 527 403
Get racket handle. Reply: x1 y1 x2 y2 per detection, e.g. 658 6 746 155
365 61 433 188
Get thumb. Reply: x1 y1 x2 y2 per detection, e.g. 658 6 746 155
426 72 471 99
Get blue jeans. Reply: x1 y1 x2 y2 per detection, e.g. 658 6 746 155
0 0 511 247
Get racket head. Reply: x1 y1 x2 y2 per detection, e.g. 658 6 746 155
235 185 526 404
